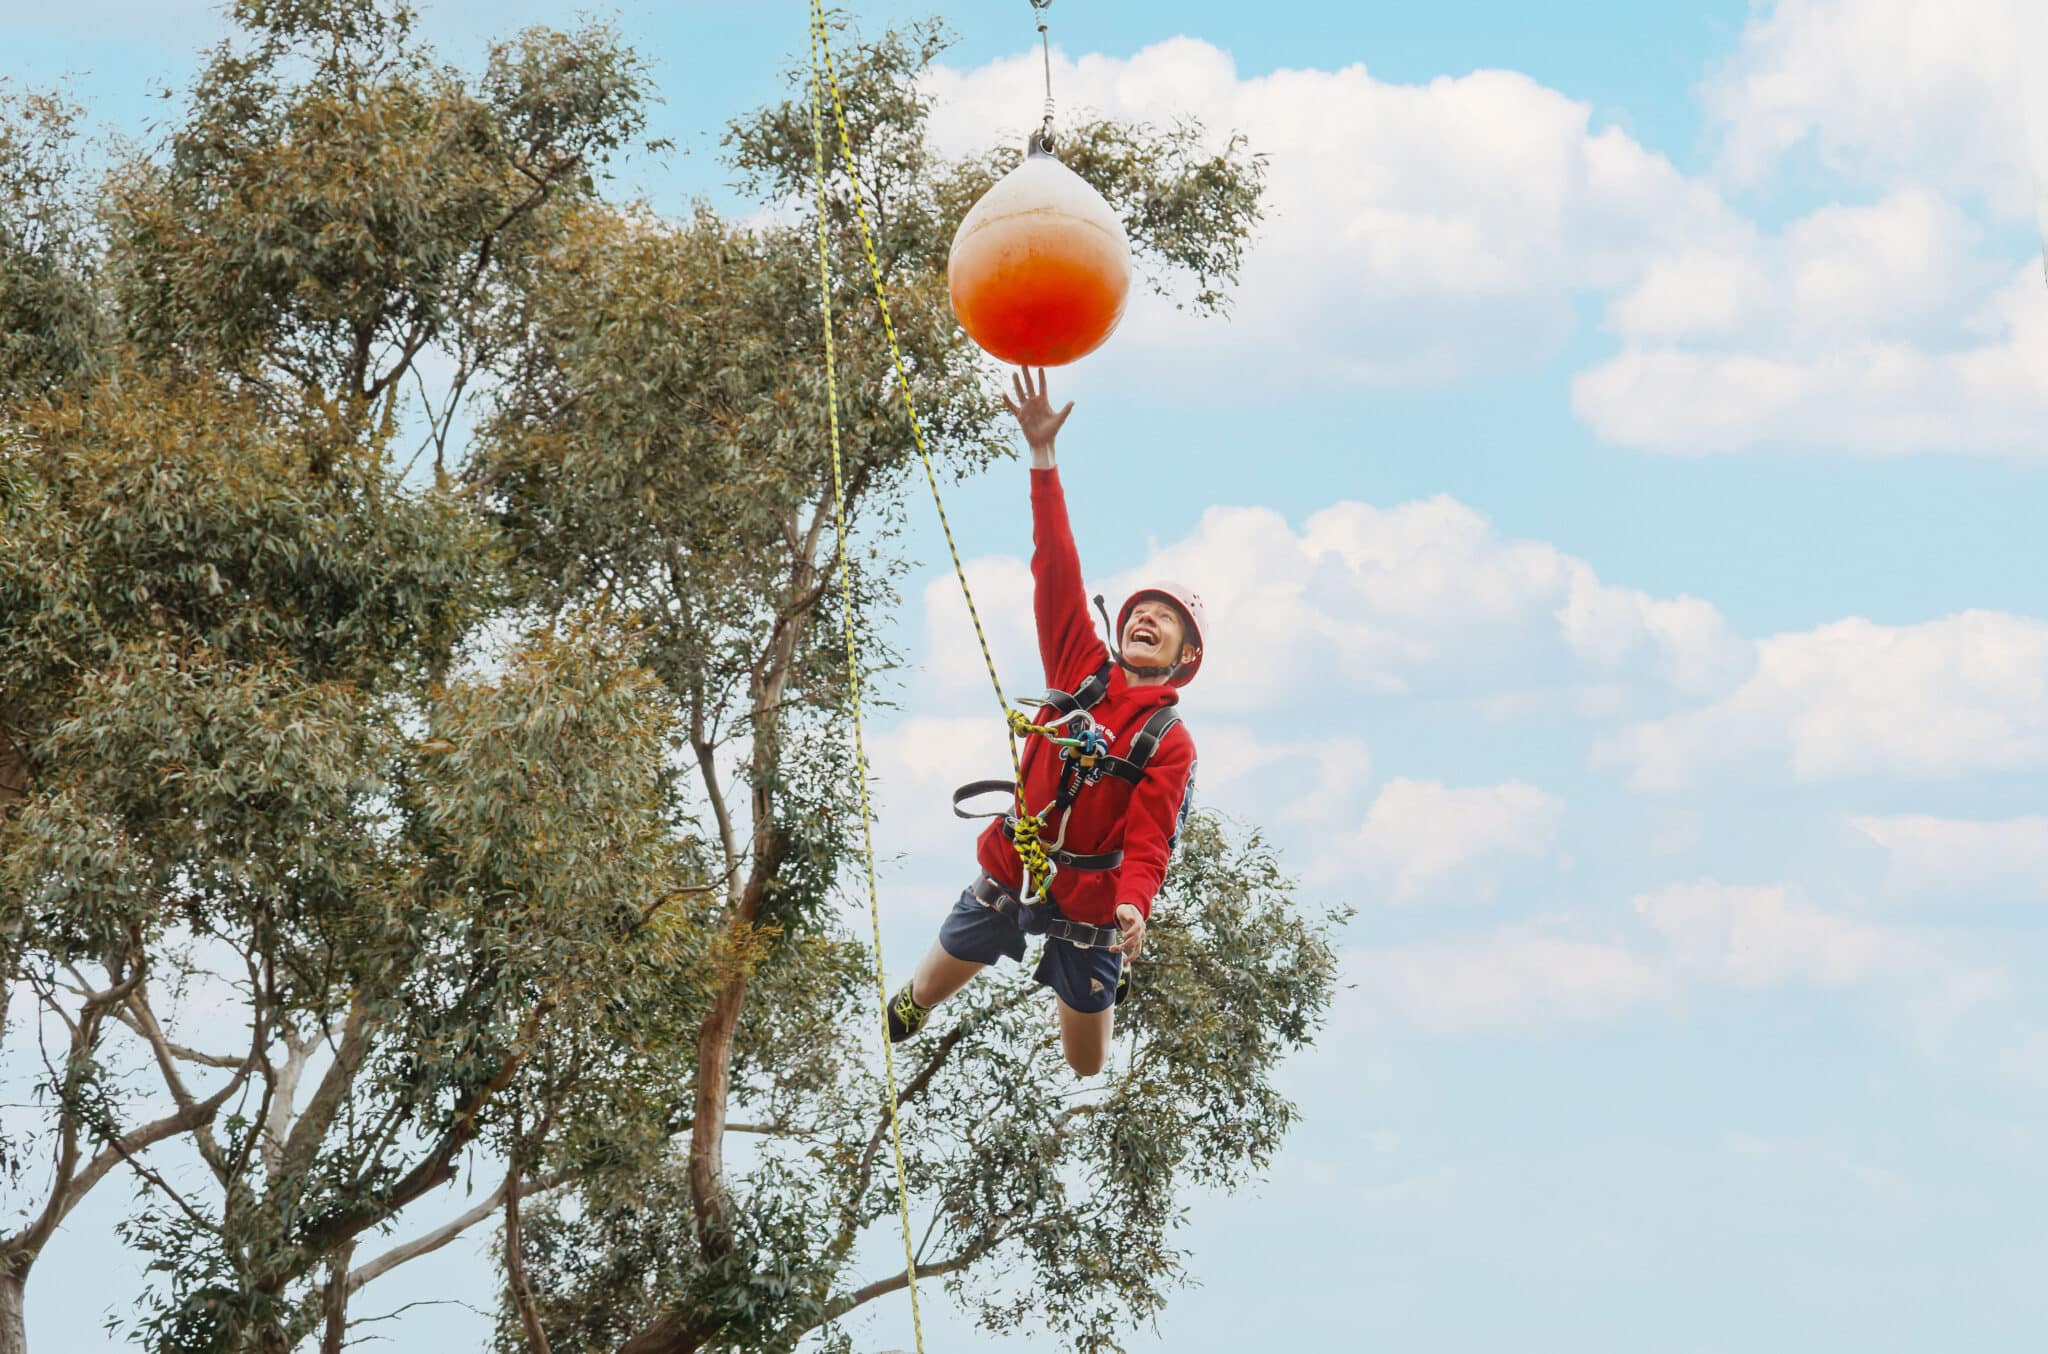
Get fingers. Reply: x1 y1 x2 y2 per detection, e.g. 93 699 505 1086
1001 393 1021 419
1112 907 1144 957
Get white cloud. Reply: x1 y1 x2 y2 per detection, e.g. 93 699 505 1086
911 494 1747 730
918 557 1040 701
1342 930 1662 1033
927 28 2045 457
1321 778 1564 902
1189 725 1371 826
1576 261 2048 456
1603 189 1990 347
1634 880 1921 988
1101 496 1748 717
922 39 1735 388
1850 813 2048 901
1566 1 2048 456
1602 611 2048 789
1705 0 2037 214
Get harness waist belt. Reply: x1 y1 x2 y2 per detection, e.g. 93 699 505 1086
969 874 1122 950
1002 818 1122 872
950 781 1125 872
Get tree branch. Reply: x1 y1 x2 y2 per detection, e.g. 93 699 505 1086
318 1244 354 1354
813 1210 1080 1330
293 995 554 1261
824 985 1038 1269
503 1156 552 1354
272 1002 366 1188
341 1166 569 1299
125 984 236 1182
815 1246 985 1328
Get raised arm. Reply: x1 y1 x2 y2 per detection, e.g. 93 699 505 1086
1006 368 1108 689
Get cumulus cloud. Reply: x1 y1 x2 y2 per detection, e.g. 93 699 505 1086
1343 930 1662 1032
1634 879 1923 987
911 493 1746 729
1189 726 1371 825
922 38 1734 388
1602 611 2048 789
918 557 1040 701
1850 814 2048 901
1320 778 1564 902
1602 189 1992 347
1102 496 1748 717
1561 0 2048 456
1705 0 2037 213
926 30 2044 455
1576 258 2048 456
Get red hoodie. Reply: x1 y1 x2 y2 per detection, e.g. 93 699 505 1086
973 467 1197 925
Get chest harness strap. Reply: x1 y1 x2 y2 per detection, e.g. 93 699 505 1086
951 663 1184 896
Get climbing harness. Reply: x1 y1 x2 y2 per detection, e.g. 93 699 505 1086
950 665 1187 900
964 874 1123 951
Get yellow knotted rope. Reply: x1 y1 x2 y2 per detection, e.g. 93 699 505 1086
809 3 1059 900
806 19 1150 1346
806 14 926 1352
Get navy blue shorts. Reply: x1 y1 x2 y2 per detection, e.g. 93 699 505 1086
936 877 1125 1015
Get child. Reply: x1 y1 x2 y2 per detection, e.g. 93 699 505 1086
886 367 1203 1076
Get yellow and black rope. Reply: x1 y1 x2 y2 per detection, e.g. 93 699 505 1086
809 3 1059 899
806 13 926 1350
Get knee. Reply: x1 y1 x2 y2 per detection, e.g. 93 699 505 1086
1064 1047 1106 1078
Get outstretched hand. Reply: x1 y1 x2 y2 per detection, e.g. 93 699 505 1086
1002 366 1073 461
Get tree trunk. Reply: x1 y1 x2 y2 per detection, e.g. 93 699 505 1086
0 716 25 1045
0 717 26 813
0 1263 30 1354
614 1309 703 1354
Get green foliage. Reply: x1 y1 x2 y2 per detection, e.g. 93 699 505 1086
105 0 650 417
511 813 1343 1354
0 372 487 709
0 12 689 1345
0 5 1328 1352
0 83 105 399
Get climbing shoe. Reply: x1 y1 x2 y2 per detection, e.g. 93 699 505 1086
886 982 931 1043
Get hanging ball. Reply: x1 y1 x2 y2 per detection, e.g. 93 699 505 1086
947 142 1132 367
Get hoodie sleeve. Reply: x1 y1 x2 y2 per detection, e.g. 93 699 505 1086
1112 725 1196 920
1030 467 1111 691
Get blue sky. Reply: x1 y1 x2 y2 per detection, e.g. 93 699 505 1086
13 1 2048 1351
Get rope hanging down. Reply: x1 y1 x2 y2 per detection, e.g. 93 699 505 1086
807 9 926 1350
807 2 1123 1336
811 1 1082 899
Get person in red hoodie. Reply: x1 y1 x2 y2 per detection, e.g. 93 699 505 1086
886 366 1203 1077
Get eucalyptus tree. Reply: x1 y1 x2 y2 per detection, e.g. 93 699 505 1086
468 19 1330 1354
1 4 1340 1350
0 83 104 403
0 4 707 1351
509 815 1342 1354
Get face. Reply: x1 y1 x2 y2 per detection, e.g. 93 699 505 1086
1121 599 1193 671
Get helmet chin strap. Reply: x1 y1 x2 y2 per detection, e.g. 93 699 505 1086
1093 592 1183 681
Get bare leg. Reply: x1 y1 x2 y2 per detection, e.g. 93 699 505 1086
910 941 985 1007
1057 998 1114 1077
